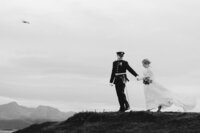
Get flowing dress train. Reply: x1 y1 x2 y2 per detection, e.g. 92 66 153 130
143 67 195 111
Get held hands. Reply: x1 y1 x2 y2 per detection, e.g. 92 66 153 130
110 76 142 86
136 76 142 81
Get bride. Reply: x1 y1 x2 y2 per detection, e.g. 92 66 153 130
139 59 196 112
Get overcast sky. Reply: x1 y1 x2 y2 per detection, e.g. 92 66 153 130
0 0 200 112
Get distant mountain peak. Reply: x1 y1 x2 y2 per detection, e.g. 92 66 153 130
1 101 20 109
0 102 75 130
7 101 19 106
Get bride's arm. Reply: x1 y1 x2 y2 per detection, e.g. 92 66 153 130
147 69 154 79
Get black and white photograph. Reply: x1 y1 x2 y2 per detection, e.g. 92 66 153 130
0 0 200 133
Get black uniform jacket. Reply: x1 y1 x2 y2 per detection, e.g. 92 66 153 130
110 60 138 84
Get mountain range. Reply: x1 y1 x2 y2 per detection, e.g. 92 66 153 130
0 102 75 130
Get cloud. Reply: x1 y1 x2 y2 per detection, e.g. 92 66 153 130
0 0 200 111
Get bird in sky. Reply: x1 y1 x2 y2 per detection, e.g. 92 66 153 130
22 20 30 24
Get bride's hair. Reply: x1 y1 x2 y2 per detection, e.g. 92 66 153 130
142 59 151 65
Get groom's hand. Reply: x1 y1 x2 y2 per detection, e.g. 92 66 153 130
110 83 114 87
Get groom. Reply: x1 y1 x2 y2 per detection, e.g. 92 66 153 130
110 51 139 112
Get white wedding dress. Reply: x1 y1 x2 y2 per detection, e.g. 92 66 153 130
143 67 195 112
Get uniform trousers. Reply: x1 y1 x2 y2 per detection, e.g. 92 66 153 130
115 77 129 110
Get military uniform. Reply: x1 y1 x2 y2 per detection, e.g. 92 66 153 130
110 59 138 112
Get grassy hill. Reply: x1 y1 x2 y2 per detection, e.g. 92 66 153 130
14 111 200 133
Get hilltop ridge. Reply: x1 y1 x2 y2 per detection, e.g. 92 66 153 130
14 111 200 133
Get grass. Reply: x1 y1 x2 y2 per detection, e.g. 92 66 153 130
14 111 200 133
